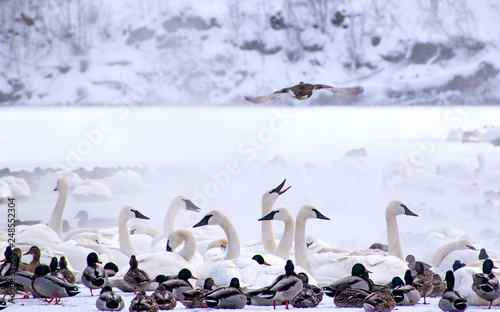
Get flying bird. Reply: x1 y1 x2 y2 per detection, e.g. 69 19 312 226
244 81 363 103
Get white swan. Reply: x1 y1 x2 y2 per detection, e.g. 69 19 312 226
150 195 201 248
244 179 291 255
313 200 418 286
1 176 30 198
294 205 331 277
193 210 261 287
48 178 69 238
250 207 317 289
72 179 112 201
118 205 151 258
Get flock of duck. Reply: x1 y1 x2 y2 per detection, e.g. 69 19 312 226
1 177 500 311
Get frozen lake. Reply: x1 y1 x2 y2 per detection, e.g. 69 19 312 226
1 106 500 311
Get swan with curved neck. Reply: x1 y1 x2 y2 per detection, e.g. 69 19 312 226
48 179 69 238
193 210 240 260
385 200 418 260
258 207 295 260
118 205 150 257
294 205 330 277
261 179 291 254
150 195 201 247
166 229 197 262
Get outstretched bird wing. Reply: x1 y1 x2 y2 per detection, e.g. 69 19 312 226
313 84 364 95
244 87 292 104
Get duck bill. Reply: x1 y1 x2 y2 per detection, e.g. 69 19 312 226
132 209 150 220
403 206 418 217
193 214 211 228
190 275 198 280
313 208 330 220
263 261 271 266
183 199 201 212
365 269 373 273
258 210 278 221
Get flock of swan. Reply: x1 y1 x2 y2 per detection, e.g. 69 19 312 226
1 171 500 311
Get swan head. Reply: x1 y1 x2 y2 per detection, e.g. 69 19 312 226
262 179 291 205
297 205 330 221
174 195 201 212
87 252 102 266
258 207 292 222
166 229 192 252
54 178 69 192
386 200 418 218
193 210 227 228
120 205 150 221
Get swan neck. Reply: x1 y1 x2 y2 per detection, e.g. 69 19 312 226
119 213 139 257
432 240 470 267
48 187 67 238
178 231 196 261
275 215 295 260
261 197 276 254
386 213 403 260
221 219 240 260
294 217 314 277
164 200 179 236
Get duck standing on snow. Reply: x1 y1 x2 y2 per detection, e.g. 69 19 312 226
472 258 500 309
180 277 217 308
439 270 468 311
82 252 108 296
413 261 434 304
254 260 303 309
31 265 80 304
124 255 150 294
151 281 176 310
96 285 125 311
204 277 247 309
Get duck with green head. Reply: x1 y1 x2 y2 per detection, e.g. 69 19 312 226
439 270 468 311
322 263 374 298
204 277 246 309
472 259 500 309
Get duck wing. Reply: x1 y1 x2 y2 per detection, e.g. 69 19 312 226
244 87 292 104
313 84 364 95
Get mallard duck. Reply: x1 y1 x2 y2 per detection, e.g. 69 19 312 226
124 255 150 294
130 290 159 312
254 260 303 309
290 272 323 308
0 248 29 298
453 260 466 271
439 270 468 311
244 81 363 103
333 283 371 308
322 263 374 298
49 257 65 280
413 261 433 304
151 283 176 310
472 258 500 308
430 271 447 297
58 256 76 284
12 248 28 271
479 249 489 260
23 246 42 273
6 251 36 298
82 252 107 296
31 265 80 304
158 268 196 300
205 277 246 309
180 277 217 308
104 262 119 278
363 287 396 312
96 285 125 311
390 270 421 305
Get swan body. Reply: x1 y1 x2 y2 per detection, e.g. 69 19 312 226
1 176 30 198
72 179 112 201
314 200 417 286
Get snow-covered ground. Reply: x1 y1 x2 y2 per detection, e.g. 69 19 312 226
1 106 500 311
